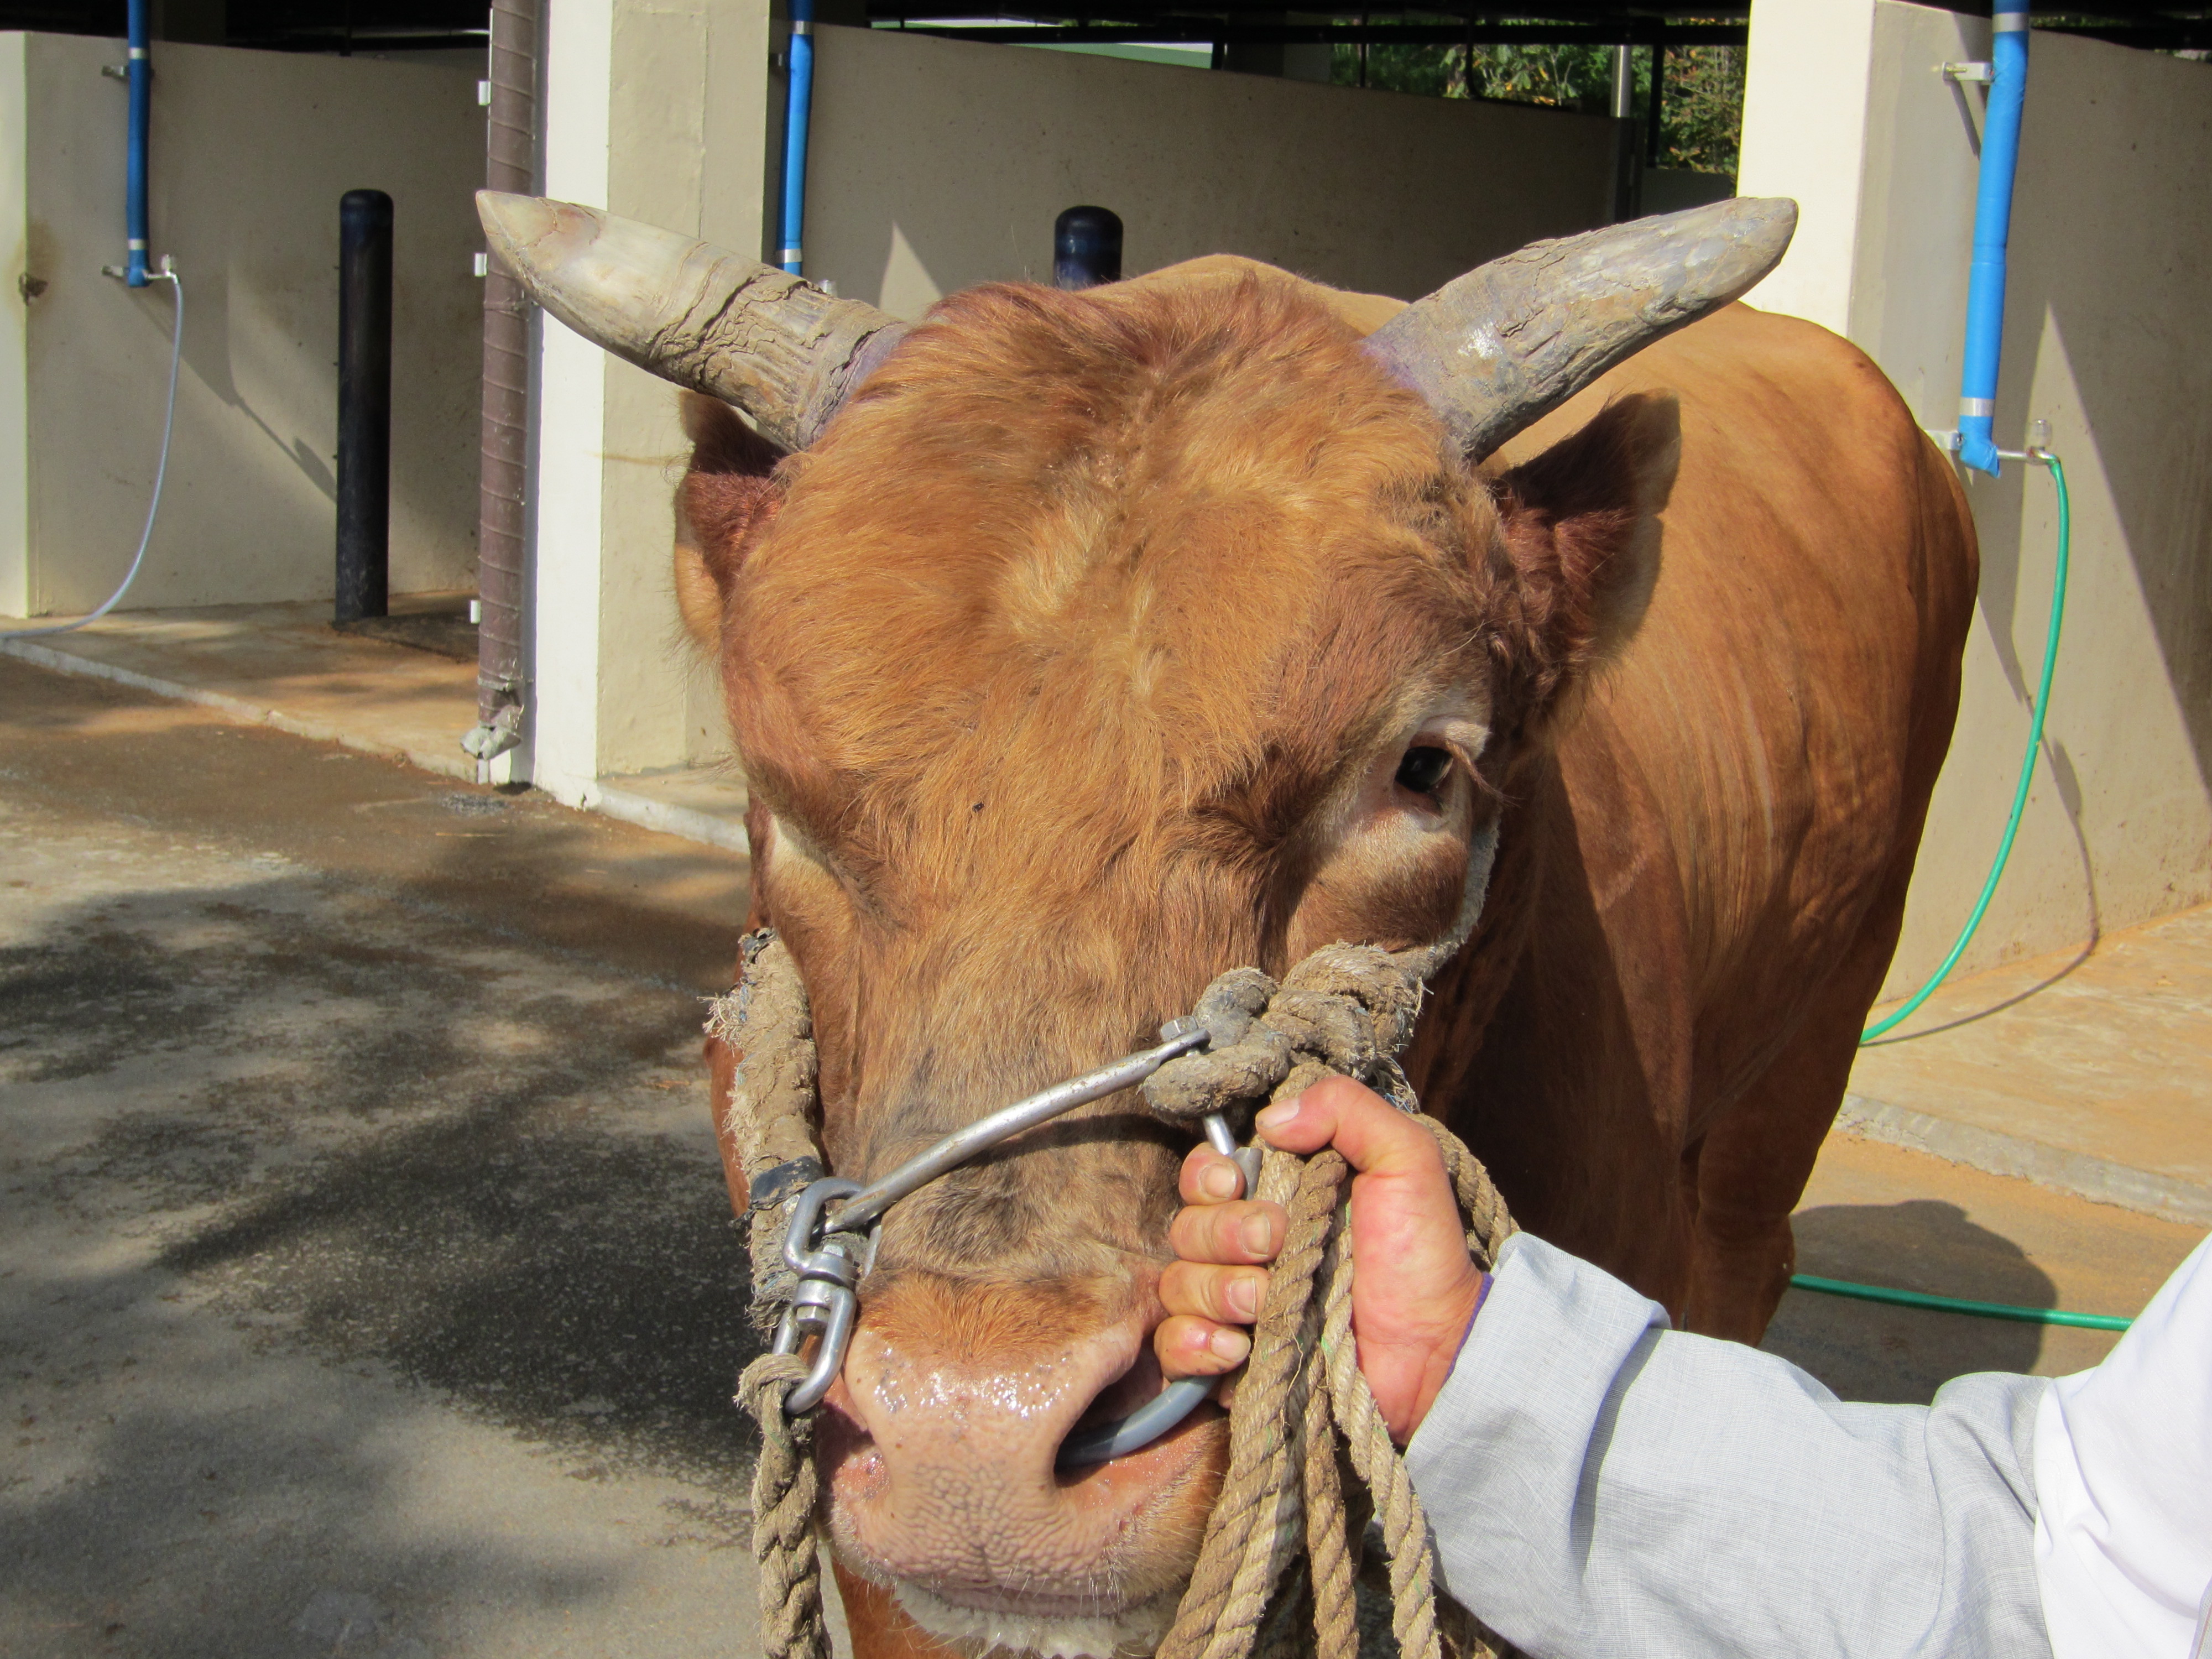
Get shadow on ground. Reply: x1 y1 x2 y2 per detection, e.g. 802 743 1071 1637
1761 1198 2054 1404
1 855 766 1657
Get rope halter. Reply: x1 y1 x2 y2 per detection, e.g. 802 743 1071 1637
713 820 1514 1659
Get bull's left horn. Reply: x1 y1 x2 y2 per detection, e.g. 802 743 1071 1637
477 191 909 452
1365 197 1797 461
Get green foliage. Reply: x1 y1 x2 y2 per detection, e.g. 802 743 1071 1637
1657 45 1746 175
1326 36 1746 178
1468 43 1623 112
1331 40 1471 99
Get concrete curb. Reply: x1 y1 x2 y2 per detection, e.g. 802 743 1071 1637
1837 1092 2212 1226
587 781 750 855
1 635 476 784
6 637 755 855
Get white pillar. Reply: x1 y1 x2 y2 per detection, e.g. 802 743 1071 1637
524 0 614 803
1734 0 1879 336
522 0 774 808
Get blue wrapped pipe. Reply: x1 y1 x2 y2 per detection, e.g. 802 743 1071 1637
1955 0 2029 477
778 0 814 275
125 0 150 287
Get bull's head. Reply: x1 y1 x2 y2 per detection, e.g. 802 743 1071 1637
483 192 1792 1654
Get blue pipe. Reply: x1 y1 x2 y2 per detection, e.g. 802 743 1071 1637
125 0 150 287
778 0 814 275
1955 0 2028 476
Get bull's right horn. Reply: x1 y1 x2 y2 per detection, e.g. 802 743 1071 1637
1365 197 1797 462
477 191 909 452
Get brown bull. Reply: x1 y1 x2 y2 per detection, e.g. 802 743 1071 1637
483 194 1976 1658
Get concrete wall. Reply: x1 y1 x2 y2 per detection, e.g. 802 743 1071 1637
0 34 481 617
1741 0 2212 993
804 24 1616 317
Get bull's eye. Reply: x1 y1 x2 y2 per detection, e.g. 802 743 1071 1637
1394 745 1452 797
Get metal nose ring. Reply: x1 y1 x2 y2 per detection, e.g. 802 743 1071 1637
1057 1375 1213 1467
768 1016 1258 1463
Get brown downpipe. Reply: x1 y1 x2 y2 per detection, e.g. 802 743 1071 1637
467 0 538 766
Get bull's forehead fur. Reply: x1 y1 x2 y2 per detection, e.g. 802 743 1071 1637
732 273 1496 875
724 273 1504 1223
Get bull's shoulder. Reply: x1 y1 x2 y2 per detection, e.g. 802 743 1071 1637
1125 254 1408 338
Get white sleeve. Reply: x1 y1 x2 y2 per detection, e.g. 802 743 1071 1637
1405 1232 2052 1659
2032 1230 2212 1659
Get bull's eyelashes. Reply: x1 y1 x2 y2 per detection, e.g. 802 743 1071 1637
1385 713 1488 818
1392 745 1453 800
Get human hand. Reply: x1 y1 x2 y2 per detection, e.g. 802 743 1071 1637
1153 1074 1488 1442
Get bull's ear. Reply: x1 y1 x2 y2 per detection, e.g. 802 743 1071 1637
673 391 785 649
1486 391 1678 737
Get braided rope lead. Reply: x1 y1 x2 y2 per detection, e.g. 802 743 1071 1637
1156 1148 1322 1659
1147 944 1517 1659
739 1352 831 1659
1301 1232 1359 1659
1321 1216 1439 1659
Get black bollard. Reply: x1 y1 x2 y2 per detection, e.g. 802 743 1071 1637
1054 206 1123 291
336 189 393 623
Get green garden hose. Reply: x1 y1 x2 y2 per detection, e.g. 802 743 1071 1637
1807 458 2119 1336
1790 1271 2131 1332
1862 450 2072 1042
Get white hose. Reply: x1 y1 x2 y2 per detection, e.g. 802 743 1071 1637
2 267 184 639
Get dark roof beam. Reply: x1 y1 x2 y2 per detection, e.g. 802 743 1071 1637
895 18 1748 44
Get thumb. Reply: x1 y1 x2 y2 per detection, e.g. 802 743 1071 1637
1255 1075 1444 1183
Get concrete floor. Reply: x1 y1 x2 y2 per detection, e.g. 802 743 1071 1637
1851 907 2212 1223
1 658 785 1658
2 655 2205 1657
1772 1134 2194 1399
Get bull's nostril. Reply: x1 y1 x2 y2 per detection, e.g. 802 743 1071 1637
816 1383 885 1489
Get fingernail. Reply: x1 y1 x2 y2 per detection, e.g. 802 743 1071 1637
1238 1213 1273 1255
1226 1276 1261 1319
1208 1327 1251 1364
1255 1099 1300 1132
1198 1162 1241 1201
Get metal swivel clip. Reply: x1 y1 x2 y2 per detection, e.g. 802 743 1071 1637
770 1177 875 1413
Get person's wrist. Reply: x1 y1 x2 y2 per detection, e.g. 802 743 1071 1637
1400 1269 1490 1440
